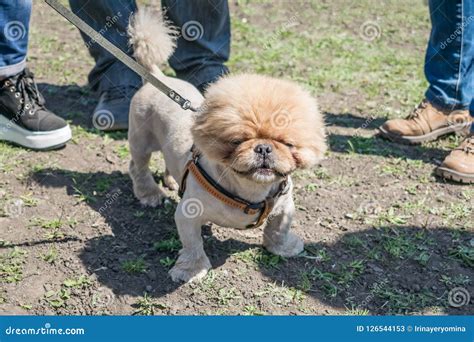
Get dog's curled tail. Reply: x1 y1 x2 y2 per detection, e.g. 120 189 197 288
128 8 177 72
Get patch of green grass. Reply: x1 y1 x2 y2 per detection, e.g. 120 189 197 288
255 283 305 307
0 291 6 304
382 232 417 259
159 257 175 268
95 178 112 194
44 288 71 309
313 167 331 180
44 274 92 310
133 210 145 218
70 125 97 144
304 258 367 299
346 137 386 155
449 245 474 267
400 198 429 215
115 144 130 160
303 245 331 262
215 287 241 305
0 247 27 283
19 193 39 207
298 271 313 292
232 248 284 269
41 247 58 264
305 183 319 192
337 260 366 285
0 142 24 172
414 251 431 266
345 307 370 315
243 305 265 316
31 218 62 229
122 258 147 274
308 268 339 298
372 286 436 314
405 184 418 195
63 275 91 288
153 236 181 252
72 176 97 203
441 202 472 225
374 207 410 226
461 190 474 201
231 0 428 108
328 175 356 187
343 236 367 250
29 217 75 241
19 303 32 310
379 158 406 176
439 274 471 287
133 293 167 315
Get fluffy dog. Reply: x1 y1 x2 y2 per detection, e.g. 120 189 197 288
128 9 327 283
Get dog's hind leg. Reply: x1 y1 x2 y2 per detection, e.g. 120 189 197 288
129 149 166 207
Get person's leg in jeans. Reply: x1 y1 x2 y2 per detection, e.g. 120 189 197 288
69 0 142 131
0 0 71 150
424 0 474 110
0 0 30 78
162 0 230 92
69 0 230 130
429 0 474 183
379 0 474 183
379 0 473 145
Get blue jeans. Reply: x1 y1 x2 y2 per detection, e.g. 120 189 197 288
0 0 230 92
425 0 474 130
162 0 230 91
69 0 230 92
0 0 31 76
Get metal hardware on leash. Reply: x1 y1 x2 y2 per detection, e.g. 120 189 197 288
44 0 198 112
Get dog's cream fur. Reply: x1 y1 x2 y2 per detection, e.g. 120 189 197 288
128 8 327 283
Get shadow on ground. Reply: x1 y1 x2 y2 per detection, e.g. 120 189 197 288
38 83 96 128
30 168 473 314
37 83 128 140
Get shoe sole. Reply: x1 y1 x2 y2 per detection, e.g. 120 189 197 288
0 115 72 150
436 167 474 184
377 124 469 145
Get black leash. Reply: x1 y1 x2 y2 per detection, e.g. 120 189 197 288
44 0 199 112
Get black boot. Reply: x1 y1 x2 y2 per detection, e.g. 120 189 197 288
0 68 71 150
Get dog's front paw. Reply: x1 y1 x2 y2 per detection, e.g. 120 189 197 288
169 254 211 283
136 187 167 207
163 174 179 191
264 232 304 257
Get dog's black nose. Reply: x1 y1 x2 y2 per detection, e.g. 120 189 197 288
255 143 273 157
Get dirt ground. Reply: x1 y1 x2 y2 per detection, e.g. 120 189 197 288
0 1 473 315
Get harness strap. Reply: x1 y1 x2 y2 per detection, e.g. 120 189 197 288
179 148 288 228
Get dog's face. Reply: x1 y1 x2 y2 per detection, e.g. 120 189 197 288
192 74 327 184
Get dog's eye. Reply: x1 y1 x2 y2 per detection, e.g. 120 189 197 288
230 140 243 146
284 142 295 148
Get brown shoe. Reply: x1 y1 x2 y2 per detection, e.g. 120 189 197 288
436 136 474 184
378 100 472 144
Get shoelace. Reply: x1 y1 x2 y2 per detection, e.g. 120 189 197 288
15 69 46 116
407 100 428 120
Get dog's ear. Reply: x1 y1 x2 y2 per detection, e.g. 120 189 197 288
294 142 327 168
191 103 230 162
289 110 327 169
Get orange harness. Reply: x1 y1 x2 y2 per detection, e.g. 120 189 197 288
179 147 289 228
